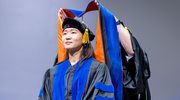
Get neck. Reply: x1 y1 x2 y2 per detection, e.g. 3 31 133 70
68 47 83 66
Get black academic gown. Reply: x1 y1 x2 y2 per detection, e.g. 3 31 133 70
38 59 115 100
121 30 151 100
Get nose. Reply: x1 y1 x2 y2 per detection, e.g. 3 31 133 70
65 33 71 40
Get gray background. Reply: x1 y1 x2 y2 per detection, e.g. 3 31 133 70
0 0 180 100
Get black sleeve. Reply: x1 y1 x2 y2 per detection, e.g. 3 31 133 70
38 69 52 100
82 60 115 100
121 31 150 95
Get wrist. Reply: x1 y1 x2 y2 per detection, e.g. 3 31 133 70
116 20 121 25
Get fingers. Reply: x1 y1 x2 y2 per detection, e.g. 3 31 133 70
59 8 68 21
94 1 99 6
59 8 63 20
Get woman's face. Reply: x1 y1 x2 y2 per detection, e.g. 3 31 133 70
62 28 83 52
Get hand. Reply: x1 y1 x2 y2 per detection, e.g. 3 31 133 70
94 0 99 7
59 8 68 22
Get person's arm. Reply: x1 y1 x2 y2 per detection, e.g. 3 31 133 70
94 1 134 57
59 2 134 57
115 17 134 57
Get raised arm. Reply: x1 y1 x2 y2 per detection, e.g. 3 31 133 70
94 1 134 57
115 17 134 57
59 2 134 57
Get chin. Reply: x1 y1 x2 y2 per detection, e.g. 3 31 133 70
64 45 82 52
64 45 72 49
65 47 73 50
65 46 75 51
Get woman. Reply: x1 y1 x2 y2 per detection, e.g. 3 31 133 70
58 2 150 100
38 17 115 100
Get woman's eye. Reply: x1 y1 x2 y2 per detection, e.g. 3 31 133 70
72 32 76 34
63 32 67 35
